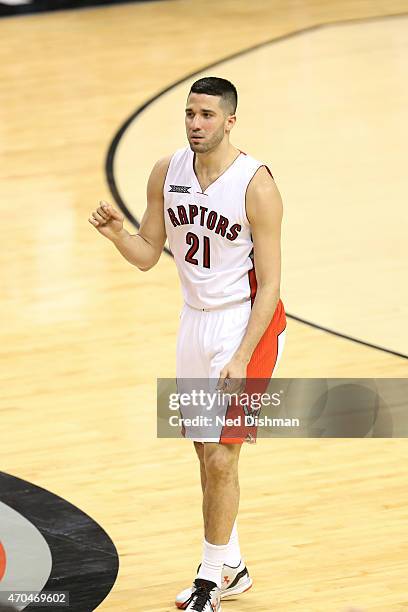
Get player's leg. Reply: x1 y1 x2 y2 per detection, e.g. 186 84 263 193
176 441 246 610
194 438 243 566
175 303 286 608
193 441 240 555
195 440 242 588
200 303 286 587
191 305 252 595
192 440 245 574
200 441 242 543
175 306 224 610
175 306 249 610
176 441 226 610
194 441 206 495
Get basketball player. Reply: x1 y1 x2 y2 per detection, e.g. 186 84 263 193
88 77 286 612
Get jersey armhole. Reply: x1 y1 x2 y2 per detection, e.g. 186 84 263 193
162 148 186 197
162 154 173 192
244 164 274 226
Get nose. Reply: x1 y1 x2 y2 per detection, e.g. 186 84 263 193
191 115 202 131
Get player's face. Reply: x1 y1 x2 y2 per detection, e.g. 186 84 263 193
185 93 234 153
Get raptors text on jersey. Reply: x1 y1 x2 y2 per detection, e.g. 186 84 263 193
164 146 272 310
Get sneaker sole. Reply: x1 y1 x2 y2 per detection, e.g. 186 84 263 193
175 578 252 609
222 577 253 599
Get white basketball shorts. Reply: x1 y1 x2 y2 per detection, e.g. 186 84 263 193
176 299 287 444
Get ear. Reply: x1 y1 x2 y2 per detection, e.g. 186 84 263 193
225 114 236 133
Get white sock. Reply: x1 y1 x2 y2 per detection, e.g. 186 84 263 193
224 519 242 567
197 539 228 588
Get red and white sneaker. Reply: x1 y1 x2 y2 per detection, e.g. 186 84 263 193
182 578 221 611
175 560 252 609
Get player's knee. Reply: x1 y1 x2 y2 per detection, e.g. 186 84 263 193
205 449 237 481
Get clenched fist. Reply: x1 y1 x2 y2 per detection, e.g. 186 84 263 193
88 201 125 241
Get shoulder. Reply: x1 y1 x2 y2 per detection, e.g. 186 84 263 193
151 153 173 175
246 165 283 224
152 147 191 177
146 155 173 200
147 153 174 188
239 153 277 194
247 164 276 192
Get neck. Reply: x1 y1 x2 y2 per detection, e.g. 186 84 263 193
194 140 240 175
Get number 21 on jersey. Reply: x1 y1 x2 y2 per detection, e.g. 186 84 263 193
185 232 211 269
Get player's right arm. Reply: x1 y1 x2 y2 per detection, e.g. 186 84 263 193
88 155 171 271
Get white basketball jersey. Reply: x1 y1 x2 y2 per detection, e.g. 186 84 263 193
164 146 268 309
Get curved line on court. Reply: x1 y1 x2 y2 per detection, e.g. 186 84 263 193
105 10 408 360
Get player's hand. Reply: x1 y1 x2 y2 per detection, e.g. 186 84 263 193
216 356 247 395
88 201 125 241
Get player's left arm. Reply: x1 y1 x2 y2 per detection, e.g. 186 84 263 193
217 166 282 392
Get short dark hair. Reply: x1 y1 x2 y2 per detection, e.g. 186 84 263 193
189 77 238 114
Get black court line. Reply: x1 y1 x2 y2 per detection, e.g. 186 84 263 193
105 10 408 361
0 0 162 20
288 314 408 360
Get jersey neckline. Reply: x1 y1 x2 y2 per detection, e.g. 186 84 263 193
191 149 244 195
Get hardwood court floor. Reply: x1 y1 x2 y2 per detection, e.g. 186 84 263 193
1 1 407 610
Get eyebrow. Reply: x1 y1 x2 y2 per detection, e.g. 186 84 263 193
185 108 216 113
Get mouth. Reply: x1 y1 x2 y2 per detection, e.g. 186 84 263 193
191 135 204 141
